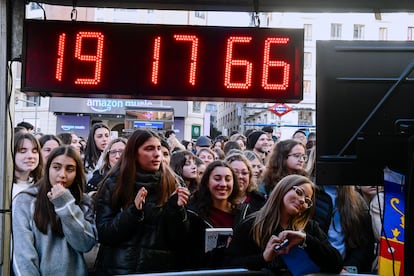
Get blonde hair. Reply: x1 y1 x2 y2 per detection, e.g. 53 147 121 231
251 174 315 249
225 153 257 193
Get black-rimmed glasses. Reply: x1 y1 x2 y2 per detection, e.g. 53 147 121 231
287 153 308 162
109 149 124 156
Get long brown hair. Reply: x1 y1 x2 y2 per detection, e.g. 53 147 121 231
34 146 85 236
14 132 43 183
252 174 315 249
170 150 198 191
111 129 178 209
98 137 127 175
189 160 240 218
224 153 256 193
84 123 110 171
262 139 308 194
336 186 369 248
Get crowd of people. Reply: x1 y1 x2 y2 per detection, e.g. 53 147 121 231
11 121 381 275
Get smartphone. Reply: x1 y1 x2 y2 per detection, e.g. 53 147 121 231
274 239 289 251
344 266 358 273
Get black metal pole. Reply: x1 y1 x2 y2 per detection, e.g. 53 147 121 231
405 135 414 275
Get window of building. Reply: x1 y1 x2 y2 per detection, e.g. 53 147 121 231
298 110 313 126
194 11 205 19
353 24 365 40
304 52 312 70
26 96 41 107
304 24 312 41
193 101 201 113
408 27 414 40
303 80 311 95
379 27 388 40
330 23 342 40
29 2 42 10
206 103 217 113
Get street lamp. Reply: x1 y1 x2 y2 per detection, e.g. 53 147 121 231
15 97 38 132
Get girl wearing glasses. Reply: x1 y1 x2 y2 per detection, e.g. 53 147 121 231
259 139 308 198
224 153 265 212
225 174 343 274
85 137 127 194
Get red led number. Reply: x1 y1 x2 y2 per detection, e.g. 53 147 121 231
262 37 291 90
151 36 162 85
55 33 66 81
55 31 104 85
151 34 199 86
174 35 199 86
74 32 104 85
224 36 292 91
224 36 253 89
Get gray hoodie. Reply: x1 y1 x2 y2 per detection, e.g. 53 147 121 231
12 186 97 276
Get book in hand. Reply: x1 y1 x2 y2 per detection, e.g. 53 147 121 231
205 228 233 253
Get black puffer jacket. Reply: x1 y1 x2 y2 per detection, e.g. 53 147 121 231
94 169 189 275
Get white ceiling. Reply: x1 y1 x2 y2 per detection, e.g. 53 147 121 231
36 0 414 13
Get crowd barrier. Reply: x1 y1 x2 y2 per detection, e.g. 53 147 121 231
127 269 376 276
127 268 265 276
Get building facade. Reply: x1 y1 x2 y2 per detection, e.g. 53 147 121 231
16 4 414 140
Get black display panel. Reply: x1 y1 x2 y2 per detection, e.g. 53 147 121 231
316 41 414 185
22 20 303 102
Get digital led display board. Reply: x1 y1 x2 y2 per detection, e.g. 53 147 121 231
22 20 303 102
134 121 164 129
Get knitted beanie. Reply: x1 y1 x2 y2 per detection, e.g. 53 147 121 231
246 130 266 150
195 136 212 147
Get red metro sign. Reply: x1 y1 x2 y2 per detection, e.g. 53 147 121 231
22 20 304 102
268 103 292 117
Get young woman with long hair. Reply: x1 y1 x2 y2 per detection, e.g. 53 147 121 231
185 160 245 269
226 174 343 274
94 129 190 274
85 137 127 194
13 132 43 200
259 139 308 198
224 153 265 212
170 150 199 193
38 134 61 166
12 145 97 275
84 123 110 181
313 185 375 273
243 150 264 186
